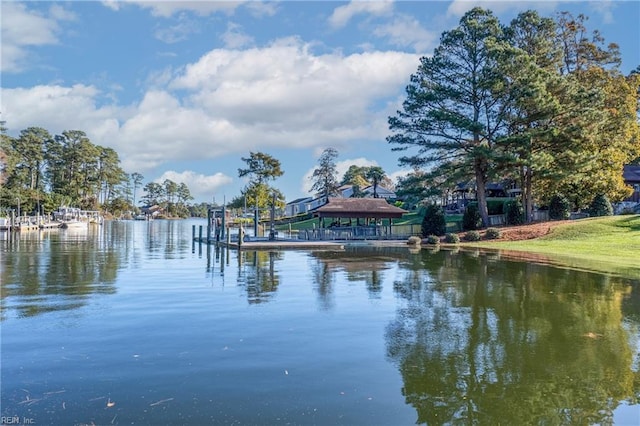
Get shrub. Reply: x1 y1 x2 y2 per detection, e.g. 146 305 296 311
425 235 440 245
549 194 570 220
444 233 460 244
463 230 481 241
421 204 446 237
407 236 421 245
485 227 501 240
504 199 524 225
463 203 482 230
587 194 613 217
487 199 505 215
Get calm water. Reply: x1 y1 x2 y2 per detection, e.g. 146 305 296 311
1 219 639 425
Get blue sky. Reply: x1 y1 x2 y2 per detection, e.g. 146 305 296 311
2 1 639 204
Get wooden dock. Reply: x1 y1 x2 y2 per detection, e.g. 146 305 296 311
194 236 344 251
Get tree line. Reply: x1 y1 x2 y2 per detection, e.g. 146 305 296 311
225 149 396 211
388 8 640 226
0 125 196 218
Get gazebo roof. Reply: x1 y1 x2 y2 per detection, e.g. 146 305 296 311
313 198 407 219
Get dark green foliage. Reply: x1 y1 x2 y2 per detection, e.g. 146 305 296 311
587 194 613 217
444 233 460 244
425 235 440 245
463 230 481 241
421 204 446 237
505 199 524 225
463 203 483 230
549 194 571 220
487 199 507 215
485 228 501 239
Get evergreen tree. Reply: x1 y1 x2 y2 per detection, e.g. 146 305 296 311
310 148 340 198
388 8 507 227
421 204 446 237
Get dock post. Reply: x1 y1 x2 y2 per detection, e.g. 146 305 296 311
254 208 258 238
192 225 196 240
199 225 203 242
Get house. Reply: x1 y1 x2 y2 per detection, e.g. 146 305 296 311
361 185 397 200
284 196 326 217
335 184 355 198
623 165 640 202
334 184 397 200
140 204 163 218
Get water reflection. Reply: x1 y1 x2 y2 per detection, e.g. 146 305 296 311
236 250 284 304
311 248 397 297
1 226 119 319
385 248 640 424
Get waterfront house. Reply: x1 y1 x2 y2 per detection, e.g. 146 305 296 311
623 165 640 203
284 196 326 217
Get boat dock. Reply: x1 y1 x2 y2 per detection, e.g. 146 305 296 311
192 223 344 250
0 215 61 232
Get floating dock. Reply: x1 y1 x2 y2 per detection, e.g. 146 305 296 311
193 236 344 251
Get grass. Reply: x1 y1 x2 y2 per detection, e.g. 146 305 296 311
465 215 640 278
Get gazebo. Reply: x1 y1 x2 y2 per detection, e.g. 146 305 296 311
312 198 407 238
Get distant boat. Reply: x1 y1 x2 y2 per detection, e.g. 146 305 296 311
134 214 152 221
53 206 98 229
59 220 88 230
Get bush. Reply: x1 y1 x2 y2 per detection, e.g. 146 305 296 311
485 227 501 239
425 235 440 245
407 236 421 245
463 203 482 230
421 204 446 237
504 199 524 225
549 194 570 220
588 194 613 217
487 199 506 215
444 233 460 244
463 230 481 241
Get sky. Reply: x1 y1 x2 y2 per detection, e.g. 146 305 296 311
2 1 639 204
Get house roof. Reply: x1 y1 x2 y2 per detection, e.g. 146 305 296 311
623 165 640 183
362 185 396 195
286 197 313 205
313 197 407 219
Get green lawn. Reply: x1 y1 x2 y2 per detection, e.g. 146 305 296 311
465 215 640 278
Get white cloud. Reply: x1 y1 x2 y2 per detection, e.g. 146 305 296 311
2 39 420 182
1 84 120 141
447 0 558 17
170 38 420 145
221 22 254 48
373 14 437 53
245 1 278 18
589 0 616 24
110 0 244 18
388 169 412 185
329 0 394 28
0 2 68 72
155 14 200 43
154 170 233 201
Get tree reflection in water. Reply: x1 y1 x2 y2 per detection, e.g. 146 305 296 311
236 250 284 304
1 227 120 319
386 248 640 424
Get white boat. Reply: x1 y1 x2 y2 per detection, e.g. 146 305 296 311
53 206 91 229
59 220 88 229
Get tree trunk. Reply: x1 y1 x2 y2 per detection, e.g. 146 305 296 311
525 166 533 223
474 161 489 228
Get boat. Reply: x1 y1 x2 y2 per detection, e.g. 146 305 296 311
53 206 90 229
